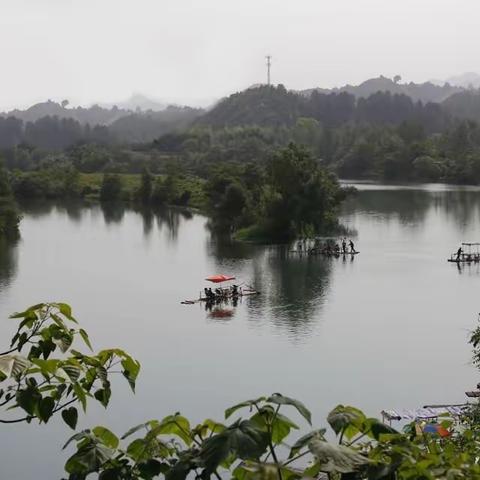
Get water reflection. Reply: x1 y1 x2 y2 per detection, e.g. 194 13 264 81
344 188 480 230
0 236 19 292
101 201 126 224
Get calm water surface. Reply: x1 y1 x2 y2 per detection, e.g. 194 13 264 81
1 184 479 479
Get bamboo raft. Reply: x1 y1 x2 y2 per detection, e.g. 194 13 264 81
290 250 360 256
181 289 260 305
448 242 480 263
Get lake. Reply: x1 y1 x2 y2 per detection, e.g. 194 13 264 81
0 183 479 479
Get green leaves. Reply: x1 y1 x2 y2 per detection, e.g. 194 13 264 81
225 397 266 419
251 406 299 444
148 414 192 445
199 419 270 475
92 426 119 449
267 393 312 425
62 407 78 430
289 429 326 458
38 396 55 423
16 383 41 416
327 405 366 439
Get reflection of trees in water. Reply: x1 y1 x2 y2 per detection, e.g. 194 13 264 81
342 190 431 225
250 248 333 340
154 207 192 242
207 238 333 341
205 234 260 261
437 191 480 229
100 202 125 224
343 188 480 230
17 198 85 222
0 236 19 293
133 206 193 241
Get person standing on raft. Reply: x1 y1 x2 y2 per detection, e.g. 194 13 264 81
456 246 463 261
342 238 347 253
349 240 356 253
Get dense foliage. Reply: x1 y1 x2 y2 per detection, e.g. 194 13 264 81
0 303 139 428
204 143 347 241
2 304 480 479
0 163 20 237
62 393 480 480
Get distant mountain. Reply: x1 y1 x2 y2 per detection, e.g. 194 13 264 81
442 89 480 121
2 100 130 125
195 84 447 132
445 72 480 89
100 94 167 112
196 85 303 127
109 105 204 143
301 75 463 104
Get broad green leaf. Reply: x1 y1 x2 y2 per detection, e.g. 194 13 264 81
9 304 43 318
327 405 366 439
361 417 398 441
62 407 78 430
31 358 59 376
62 363 82 382
308 438 369 474
64 443 113 474
53 333 73 353
289 429 326 458
193 418 226 439
267 393 312 425
56 303 78 323
38 396 55 423
79 329 92 351
126 438 149 462
149 414 192 445
225 397 266 419
93 426 119 449
199 420 269 476
137 459 168 478
63 430 92 450
121 422 151 440
72 382 87 412
16 385 41 416
251 407 299 444
94 387 111 408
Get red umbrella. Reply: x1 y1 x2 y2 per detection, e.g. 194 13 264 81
205 274 236 283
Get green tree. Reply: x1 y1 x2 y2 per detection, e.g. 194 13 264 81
0 303 138 429
263 143 344 240
138 167 153 205
100 174 123 202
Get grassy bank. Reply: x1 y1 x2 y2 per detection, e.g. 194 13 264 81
78 173 207 209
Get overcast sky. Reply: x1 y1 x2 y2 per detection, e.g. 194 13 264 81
0 0 478 110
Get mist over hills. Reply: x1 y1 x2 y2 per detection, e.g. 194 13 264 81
3 73 480 146
300 75 464 103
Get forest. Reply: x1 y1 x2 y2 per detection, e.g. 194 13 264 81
2 83 480 238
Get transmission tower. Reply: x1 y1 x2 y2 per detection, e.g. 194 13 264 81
266 55 272 85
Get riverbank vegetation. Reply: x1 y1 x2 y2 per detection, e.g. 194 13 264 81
204 144 347 241
3 302 480 479
8 84 480 238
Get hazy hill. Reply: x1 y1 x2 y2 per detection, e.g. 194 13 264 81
99 94 167 112
445 72 480 88
301 76 463 103
197 85 303 127
109 106 204 143
2 100 130 125
195 85 447 133
442 89 480 121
